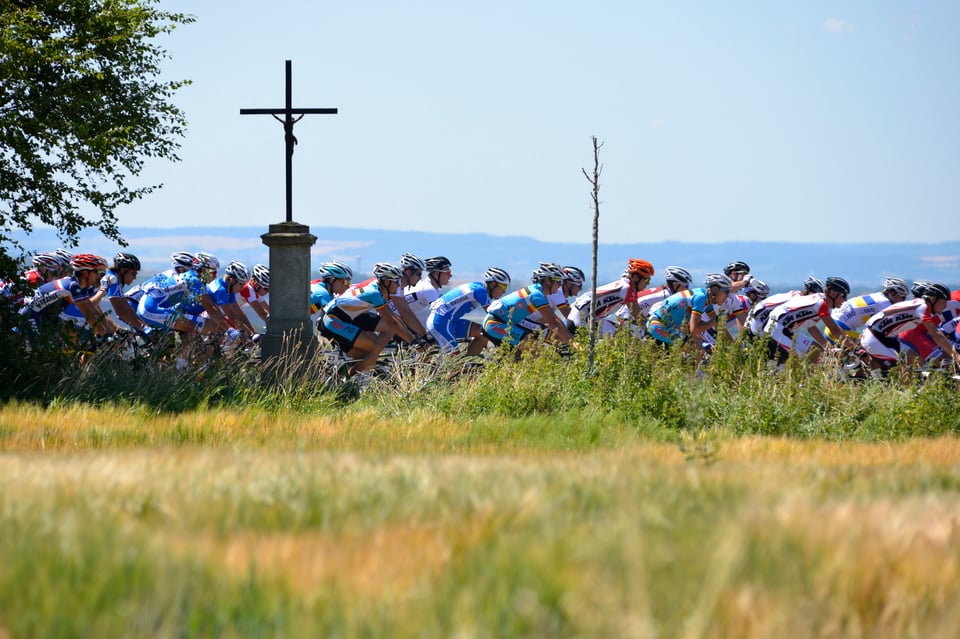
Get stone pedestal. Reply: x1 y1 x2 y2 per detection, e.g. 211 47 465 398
260 221 317 378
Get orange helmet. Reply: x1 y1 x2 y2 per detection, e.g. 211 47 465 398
627 259 655 277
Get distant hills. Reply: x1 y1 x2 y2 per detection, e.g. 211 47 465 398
7 225 960 294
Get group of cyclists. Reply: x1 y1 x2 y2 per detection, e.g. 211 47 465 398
5 246 960 380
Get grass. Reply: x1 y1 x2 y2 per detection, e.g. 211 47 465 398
2 405 960 637
2 329 960 636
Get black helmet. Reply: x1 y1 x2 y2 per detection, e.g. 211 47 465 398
924 282 951 300
723 260 750 276
424 256 452 272
825 276 850 296
911 281 929 298
113 252 141 271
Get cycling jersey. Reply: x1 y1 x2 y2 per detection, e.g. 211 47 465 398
206 276 237 307
482 283 553 347
861 299 940 363
319 281 388 350
764 293 829 350
830 291 894 335
20 277 96 329
646 288 719 345
309 279 333 316
568 277 641 330
744 291 798 337
426 281 490 352
404 280 442 326
137 270 208 330
239 281 267 307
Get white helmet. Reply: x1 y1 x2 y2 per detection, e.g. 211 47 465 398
704 273 733 290
532 262 564 282
483 267 511 286
252 264 270 287
663 266 692 285
372 262 402 282
881 277 909 299
225 261 250 283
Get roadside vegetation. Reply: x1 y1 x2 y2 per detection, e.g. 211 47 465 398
2 332 959 637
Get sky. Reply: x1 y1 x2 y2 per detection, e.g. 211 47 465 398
119 1 960 245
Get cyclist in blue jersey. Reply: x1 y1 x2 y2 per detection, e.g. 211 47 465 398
482 263 573 352
647 273 733 348
427 267 511 355
99 252 147 332
206 261 256 337
319 262 416 375
136 253 224 336
21 253 119 339
310 261 353 326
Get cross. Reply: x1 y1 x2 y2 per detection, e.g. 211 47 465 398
240 60 338 222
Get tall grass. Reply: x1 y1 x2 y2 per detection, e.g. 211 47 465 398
2 442 960 637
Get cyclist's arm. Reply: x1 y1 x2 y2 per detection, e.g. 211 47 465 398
689 310 716 337
390 295 427 337
538 304 573 342
221 301 256 335
108 296 147 331
76 297 119 335
925 321 960 365
199 294 230 332
376 302 416 343
821 315 857 350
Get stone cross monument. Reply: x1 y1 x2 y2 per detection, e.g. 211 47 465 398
240 60 337 373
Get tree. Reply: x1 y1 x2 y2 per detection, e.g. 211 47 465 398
0 0 194 265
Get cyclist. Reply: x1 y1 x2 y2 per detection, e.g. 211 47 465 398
764 276 855 364
624 266 693 337
861 282 960 373
389 253 430 339
724 260 753 293
162 251 198 279
404 256 453 327
897 282 938 364
21 253 119 338
206 261 257 336
136 253 224 339
238 264 271 326
553 266 585 318
826 277 909 341
744 277 823 338
646 273 733 348
97 252 147 333
310 261 353 326
567 258 656 336
1 252 71 307
320 262 416 374
482 263 573 351
427 267 511 355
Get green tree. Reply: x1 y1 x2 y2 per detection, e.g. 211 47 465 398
0 0 194 267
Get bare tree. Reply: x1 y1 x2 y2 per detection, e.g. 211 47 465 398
582 136 603 372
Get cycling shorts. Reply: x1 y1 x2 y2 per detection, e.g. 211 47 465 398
320 309 380 352
427 314 473 353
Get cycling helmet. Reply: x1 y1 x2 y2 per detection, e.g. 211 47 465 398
663 265 693 285
744 279 770 298
53 248 73 262
911 281 929 298
825 276 851 296
532 262 565 282
224 261 250 282
802 277 824 294
483 267 511 286
399 252 426 272
704 273 733 290
424 256 452 272
194 252 220 271
562 266 585 286
881 277 909 299
723 260 751 276
170 251 195 269
372 262 402 282
113 252 141 271
627 258 655 277
31 253 61 271
924 282 951 300
70 253 108 272
321 261 353 280
252 264 270 287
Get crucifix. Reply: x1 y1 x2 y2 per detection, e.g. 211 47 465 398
240 59 338 222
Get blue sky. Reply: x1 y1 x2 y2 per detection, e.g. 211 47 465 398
122 1 960 245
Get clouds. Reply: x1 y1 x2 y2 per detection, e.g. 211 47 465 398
824 18 855 34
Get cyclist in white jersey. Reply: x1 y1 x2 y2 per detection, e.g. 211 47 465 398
860 282 960 372
238 264 270 326
825 277 909 341
764 277 856 364
744 277 823 338
390 253 430 340
404 256 452 328
567 259 655 337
